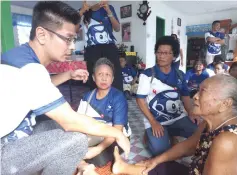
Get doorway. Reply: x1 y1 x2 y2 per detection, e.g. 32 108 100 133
156 16 165 42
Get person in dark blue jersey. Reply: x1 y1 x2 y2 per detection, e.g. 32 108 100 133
79 1 123 91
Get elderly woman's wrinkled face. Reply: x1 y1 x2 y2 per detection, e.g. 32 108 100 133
93 64 114 90
192 78 222 116
156 45 174 67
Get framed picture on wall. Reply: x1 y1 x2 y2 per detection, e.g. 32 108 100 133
120 5 132 18
177 18 181 26
122 22 131 42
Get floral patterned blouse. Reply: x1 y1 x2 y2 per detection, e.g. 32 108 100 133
189 124 237 175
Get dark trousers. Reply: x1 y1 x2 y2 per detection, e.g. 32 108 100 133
84 44 123 91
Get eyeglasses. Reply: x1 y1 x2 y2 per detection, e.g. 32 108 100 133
156 52 173 56
43 27 77 45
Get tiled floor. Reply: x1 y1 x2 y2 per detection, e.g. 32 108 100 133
59 84 153 164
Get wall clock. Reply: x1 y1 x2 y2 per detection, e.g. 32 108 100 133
137 1 151 25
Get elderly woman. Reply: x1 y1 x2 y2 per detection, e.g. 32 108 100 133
77 57 130 170
136 36 198 156
111 74 237 175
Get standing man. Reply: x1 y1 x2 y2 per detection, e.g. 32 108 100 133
205 20 225 65
1 2 129 175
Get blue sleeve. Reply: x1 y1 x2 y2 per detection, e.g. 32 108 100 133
109 5 119 23
180 71 190 96
185 70 192 82
82 91 90 101
131 67 137 77
112 93 128 126
224 64 229 71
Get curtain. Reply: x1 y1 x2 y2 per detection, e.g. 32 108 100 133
12 13 32 46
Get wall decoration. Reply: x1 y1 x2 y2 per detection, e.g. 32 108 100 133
120 5 132 18
177 18 181 27
122 22 131 42
137 1 151 25
186 24 212 36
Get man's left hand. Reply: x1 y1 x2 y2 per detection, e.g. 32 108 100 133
70 69 89 83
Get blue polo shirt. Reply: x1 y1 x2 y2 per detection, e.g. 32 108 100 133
82 87 128 126
1 43 66 143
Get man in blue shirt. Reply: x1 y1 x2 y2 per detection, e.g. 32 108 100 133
0 2 129 175
205 20 225 65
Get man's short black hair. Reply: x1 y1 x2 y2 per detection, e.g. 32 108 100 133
171 34 178 40
213 55 223 63
212 20 221 26
30 1 80 40
154 36 180 58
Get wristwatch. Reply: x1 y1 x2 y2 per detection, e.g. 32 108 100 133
108 13 113 18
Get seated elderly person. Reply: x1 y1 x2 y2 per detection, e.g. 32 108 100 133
77 57 130 169
136 36 199 156
111 74 237 175
186 59 214 98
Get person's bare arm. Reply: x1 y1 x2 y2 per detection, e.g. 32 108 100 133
45 102 130 156
51 69 89 86
97 125 123 151
102 3 120 32
206 37 218 43
203 132 237 175
140 122 206 174
215 39 225 45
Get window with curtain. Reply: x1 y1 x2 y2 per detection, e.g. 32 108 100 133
12 13 32 46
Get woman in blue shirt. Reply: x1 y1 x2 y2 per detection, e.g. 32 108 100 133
79 1 123 91
77 57 129 168
186 59 214 97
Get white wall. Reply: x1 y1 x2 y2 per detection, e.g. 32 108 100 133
186 9 237 25
145 1 187 70
110 1 147 61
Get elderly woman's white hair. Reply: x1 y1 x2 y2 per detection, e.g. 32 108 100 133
211 74 237 115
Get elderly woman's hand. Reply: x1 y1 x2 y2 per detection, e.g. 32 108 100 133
136 158 158 175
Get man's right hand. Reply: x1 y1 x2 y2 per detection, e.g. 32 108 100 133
115 132 130 158
150 120 164 138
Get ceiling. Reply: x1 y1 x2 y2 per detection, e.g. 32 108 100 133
11 1 83 10
11 1 237 16
162 1 237 15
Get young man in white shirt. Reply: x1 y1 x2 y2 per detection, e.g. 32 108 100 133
0 2 129 175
